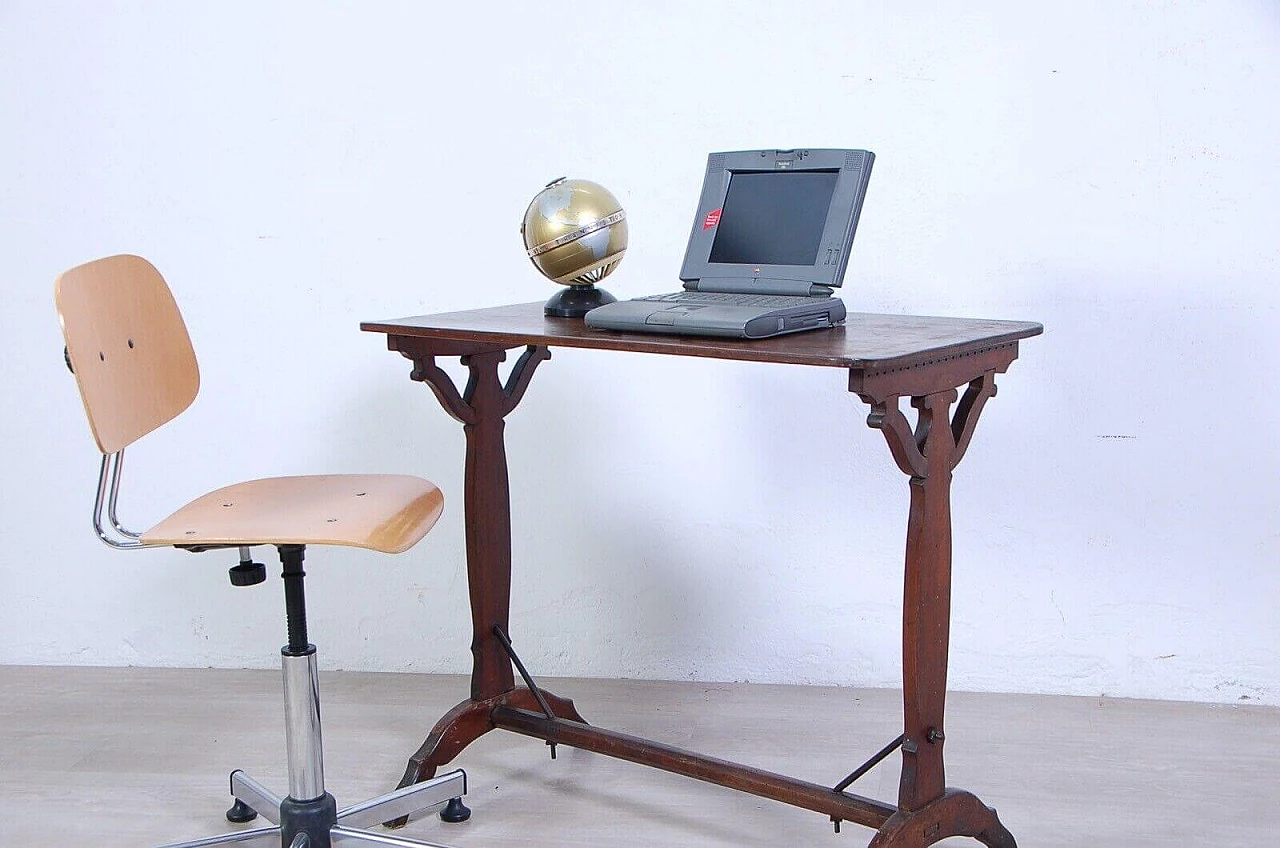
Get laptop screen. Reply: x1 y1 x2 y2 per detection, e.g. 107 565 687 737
708 171 839 266
680 149 875 289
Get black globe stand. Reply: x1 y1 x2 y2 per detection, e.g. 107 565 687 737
543 285 615 318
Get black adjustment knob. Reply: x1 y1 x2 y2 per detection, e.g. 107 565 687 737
229 561 267 586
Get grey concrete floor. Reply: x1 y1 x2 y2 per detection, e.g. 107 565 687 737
1 666 1275 847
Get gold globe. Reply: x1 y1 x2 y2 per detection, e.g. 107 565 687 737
522 178 628 286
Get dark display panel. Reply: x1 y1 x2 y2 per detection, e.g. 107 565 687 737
708 170 838 266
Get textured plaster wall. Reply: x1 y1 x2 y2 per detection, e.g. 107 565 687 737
2 1 1277 705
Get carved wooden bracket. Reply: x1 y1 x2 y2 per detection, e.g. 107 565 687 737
400 342 552 424
864 395 927 478
411 355 477 424
859 371 998 479
949 372 998 469
500 345 552 416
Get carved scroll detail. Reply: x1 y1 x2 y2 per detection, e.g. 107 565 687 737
864 398 927 478
411 356 477 425
502 345 552 416
950 372 997 470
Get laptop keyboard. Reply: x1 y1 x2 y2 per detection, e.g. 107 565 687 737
636 292 818 308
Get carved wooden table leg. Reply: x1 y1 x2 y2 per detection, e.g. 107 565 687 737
387 340 587 814
855 351 1018 848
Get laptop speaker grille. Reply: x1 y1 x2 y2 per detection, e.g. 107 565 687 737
845 151 865 169
708 153 725 172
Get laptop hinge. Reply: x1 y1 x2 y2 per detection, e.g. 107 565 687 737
688 278 833 297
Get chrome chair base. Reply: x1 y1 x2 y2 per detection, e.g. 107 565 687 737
147 549 467 848
157 768 466 848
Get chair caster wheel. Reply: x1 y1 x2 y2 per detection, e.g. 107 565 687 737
226 798 258 823
440 796 471 823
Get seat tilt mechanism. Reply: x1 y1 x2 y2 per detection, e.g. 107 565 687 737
229 546 267 587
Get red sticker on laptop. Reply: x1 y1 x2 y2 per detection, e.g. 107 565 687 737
702 208 722 229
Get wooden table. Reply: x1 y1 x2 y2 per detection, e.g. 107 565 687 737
362 303 1042 847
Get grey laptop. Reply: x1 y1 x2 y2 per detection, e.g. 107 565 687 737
585 148 874 339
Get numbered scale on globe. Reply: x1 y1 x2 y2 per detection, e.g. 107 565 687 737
521 177 628 317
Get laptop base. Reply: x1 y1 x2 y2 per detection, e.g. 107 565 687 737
586 296 846 339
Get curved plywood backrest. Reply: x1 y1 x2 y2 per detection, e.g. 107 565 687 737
55 255 200 454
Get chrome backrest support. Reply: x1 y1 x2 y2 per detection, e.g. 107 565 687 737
106 451 143 540
93 451 147 550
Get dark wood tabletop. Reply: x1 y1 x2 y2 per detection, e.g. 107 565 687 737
361 302 1043 372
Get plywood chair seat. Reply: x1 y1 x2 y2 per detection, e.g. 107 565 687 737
142 474 444 554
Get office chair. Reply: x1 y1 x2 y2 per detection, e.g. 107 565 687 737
56 254 467 848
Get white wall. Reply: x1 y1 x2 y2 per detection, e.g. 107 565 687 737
2 1 1277 705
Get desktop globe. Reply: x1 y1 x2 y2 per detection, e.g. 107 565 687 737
521 177 627 317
